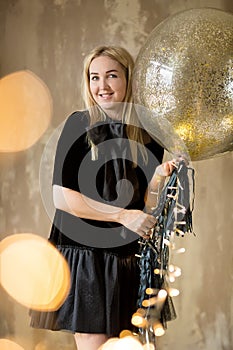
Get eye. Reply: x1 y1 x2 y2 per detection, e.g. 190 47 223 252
90 76 99 81
108 74 117 78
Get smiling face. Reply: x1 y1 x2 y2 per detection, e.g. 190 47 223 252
89 56 127 113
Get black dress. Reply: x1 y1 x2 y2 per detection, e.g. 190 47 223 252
30 111 164 336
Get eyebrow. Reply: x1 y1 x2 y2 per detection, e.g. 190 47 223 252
90 69 119 75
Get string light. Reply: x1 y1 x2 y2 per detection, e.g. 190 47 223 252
175 247 186 254
135 160 194 348
168 288 180 297
153 322 165 337
131 313 148 328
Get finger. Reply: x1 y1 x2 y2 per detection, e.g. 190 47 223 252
137 228 147 237
142 233 150 240
169 160 176 168
141 215 156 228
146 223 156 234
138 229 149 239
147 219 156 228
144 226 154 238
147 214 157 223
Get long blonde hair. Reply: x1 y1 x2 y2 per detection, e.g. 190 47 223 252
81 46 148 163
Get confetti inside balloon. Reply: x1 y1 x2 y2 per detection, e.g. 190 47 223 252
133 8 233 160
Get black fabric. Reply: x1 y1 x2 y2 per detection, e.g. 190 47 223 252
30 245 140 336
49 111 164 248
30 110 164 335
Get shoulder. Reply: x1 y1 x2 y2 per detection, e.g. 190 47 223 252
57 110 90 147
64 110 90 129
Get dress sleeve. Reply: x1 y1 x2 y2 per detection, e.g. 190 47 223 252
52 111 89 191
138 139 164 187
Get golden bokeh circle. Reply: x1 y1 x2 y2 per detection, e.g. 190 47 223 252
0 70 52 152
0 339 24 350
0 233 70 311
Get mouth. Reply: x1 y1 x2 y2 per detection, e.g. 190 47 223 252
98 93 114 99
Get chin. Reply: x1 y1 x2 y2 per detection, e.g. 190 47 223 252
99 101 116 110
98 102 123 120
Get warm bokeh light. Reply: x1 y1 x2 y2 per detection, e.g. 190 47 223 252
153 322 165 337
0 339 24 350
119 330 133 338
142 297 157 307
98 338 120 350
175 247 186 254
156 289 168 310
131 312 148 328
142 343 155 350
157 289 167 299
169 276 175 283
174 267 182 277
0 70 52 152
146 288 153 295
99 336 144 350
168 264 182 279
114 336 143 350
136 308 146 317
169 264 175 272
142 292 167 309
0 233 70 310
168 288 180 297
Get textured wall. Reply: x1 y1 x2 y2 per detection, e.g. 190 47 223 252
0 0 232 349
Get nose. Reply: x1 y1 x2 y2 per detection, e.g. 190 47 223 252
99 77 109 90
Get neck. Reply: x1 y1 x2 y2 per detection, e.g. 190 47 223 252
105 111 122 121
101 103 126 121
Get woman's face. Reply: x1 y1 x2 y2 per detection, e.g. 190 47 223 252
89 56 127 111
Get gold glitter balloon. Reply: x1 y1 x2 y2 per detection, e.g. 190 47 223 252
133 8 233 160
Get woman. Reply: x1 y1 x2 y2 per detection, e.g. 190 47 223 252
30 46 174 350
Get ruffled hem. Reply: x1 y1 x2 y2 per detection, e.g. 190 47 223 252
30 245 140 336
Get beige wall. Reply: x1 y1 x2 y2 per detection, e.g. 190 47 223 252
0 0 233 349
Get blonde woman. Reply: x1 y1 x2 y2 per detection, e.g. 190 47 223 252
30 46 174 350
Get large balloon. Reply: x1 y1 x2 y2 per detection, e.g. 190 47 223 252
133 8 233 160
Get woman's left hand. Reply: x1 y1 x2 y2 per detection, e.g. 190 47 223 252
155 159 177 177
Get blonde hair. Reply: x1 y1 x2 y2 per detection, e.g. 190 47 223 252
81 46 148 163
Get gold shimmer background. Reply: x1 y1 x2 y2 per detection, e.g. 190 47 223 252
0 0 233 349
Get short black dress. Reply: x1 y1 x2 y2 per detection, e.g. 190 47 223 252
30 111 164 336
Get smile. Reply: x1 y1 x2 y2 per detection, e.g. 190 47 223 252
99 93 114 98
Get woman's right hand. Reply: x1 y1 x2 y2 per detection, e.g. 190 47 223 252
118 209 156 239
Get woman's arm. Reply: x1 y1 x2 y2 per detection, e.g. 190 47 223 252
53 185 157 239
